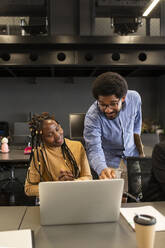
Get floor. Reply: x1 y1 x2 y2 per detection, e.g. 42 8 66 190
0 165 36 206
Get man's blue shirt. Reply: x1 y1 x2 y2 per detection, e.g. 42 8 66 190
84 90 142 176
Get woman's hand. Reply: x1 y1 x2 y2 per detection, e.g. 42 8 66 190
58 170 74 181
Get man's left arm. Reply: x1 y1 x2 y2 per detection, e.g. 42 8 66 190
133 92 145 157
134 133 145 157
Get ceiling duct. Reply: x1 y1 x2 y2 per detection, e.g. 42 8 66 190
95 0 160 35
0 36 164 78
22 17 48 36
112 17 142 35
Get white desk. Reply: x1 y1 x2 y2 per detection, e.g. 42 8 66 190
0 206 27 231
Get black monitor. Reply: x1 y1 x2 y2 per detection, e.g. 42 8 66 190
13 122 30 145
69 113 86 140
0 122 9 137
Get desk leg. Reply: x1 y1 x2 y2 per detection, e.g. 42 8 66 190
1 166 23 189
1 165 24 205
10 165 23 187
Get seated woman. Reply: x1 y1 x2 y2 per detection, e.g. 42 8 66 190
143 141 165 201
25 112 92 197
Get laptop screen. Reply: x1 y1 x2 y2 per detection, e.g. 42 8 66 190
39 179 124 225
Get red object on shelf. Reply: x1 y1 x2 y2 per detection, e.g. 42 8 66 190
24 146 32 155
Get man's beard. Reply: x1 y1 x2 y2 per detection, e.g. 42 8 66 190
104 110 120 120
104 102 125 120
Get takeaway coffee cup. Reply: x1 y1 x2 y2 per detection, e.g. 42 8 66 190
134 214 156 248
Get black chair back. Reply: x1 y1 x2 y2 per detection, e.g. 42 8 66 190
126 156 152 202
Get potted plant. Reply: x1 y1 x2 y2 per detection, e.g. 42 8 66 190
141 120 160 147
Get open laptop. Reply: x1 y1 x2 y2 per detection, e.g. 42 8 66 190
39 179 124 225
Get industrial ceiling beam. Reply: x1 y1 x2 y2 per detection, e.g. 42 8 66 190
0 35 164 77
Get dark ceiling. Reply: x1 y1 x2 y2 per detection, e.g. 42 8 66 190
95 0 160 18
0 0 160 18
0 65 165 78
0 0 163 78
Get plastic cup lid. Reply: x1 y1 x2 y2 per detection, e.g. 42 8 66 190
134 214 156 226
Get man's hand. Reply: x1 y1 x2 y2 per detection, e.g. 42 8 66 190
58 170 74 181
99 168 116 179
139 152 145 157
134 133 145 157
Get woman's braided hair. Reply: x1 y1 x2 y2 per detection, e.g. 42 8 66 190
27 112 80 185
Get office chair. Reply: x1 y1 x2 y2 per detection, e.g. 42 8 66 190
126 156 152 202
0 121 30 204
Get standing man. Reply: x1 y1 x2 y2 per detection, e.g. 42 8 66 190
84 72 145 180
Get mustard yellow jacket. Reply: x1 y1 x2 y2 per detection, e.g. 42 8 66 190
25 138 92 196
